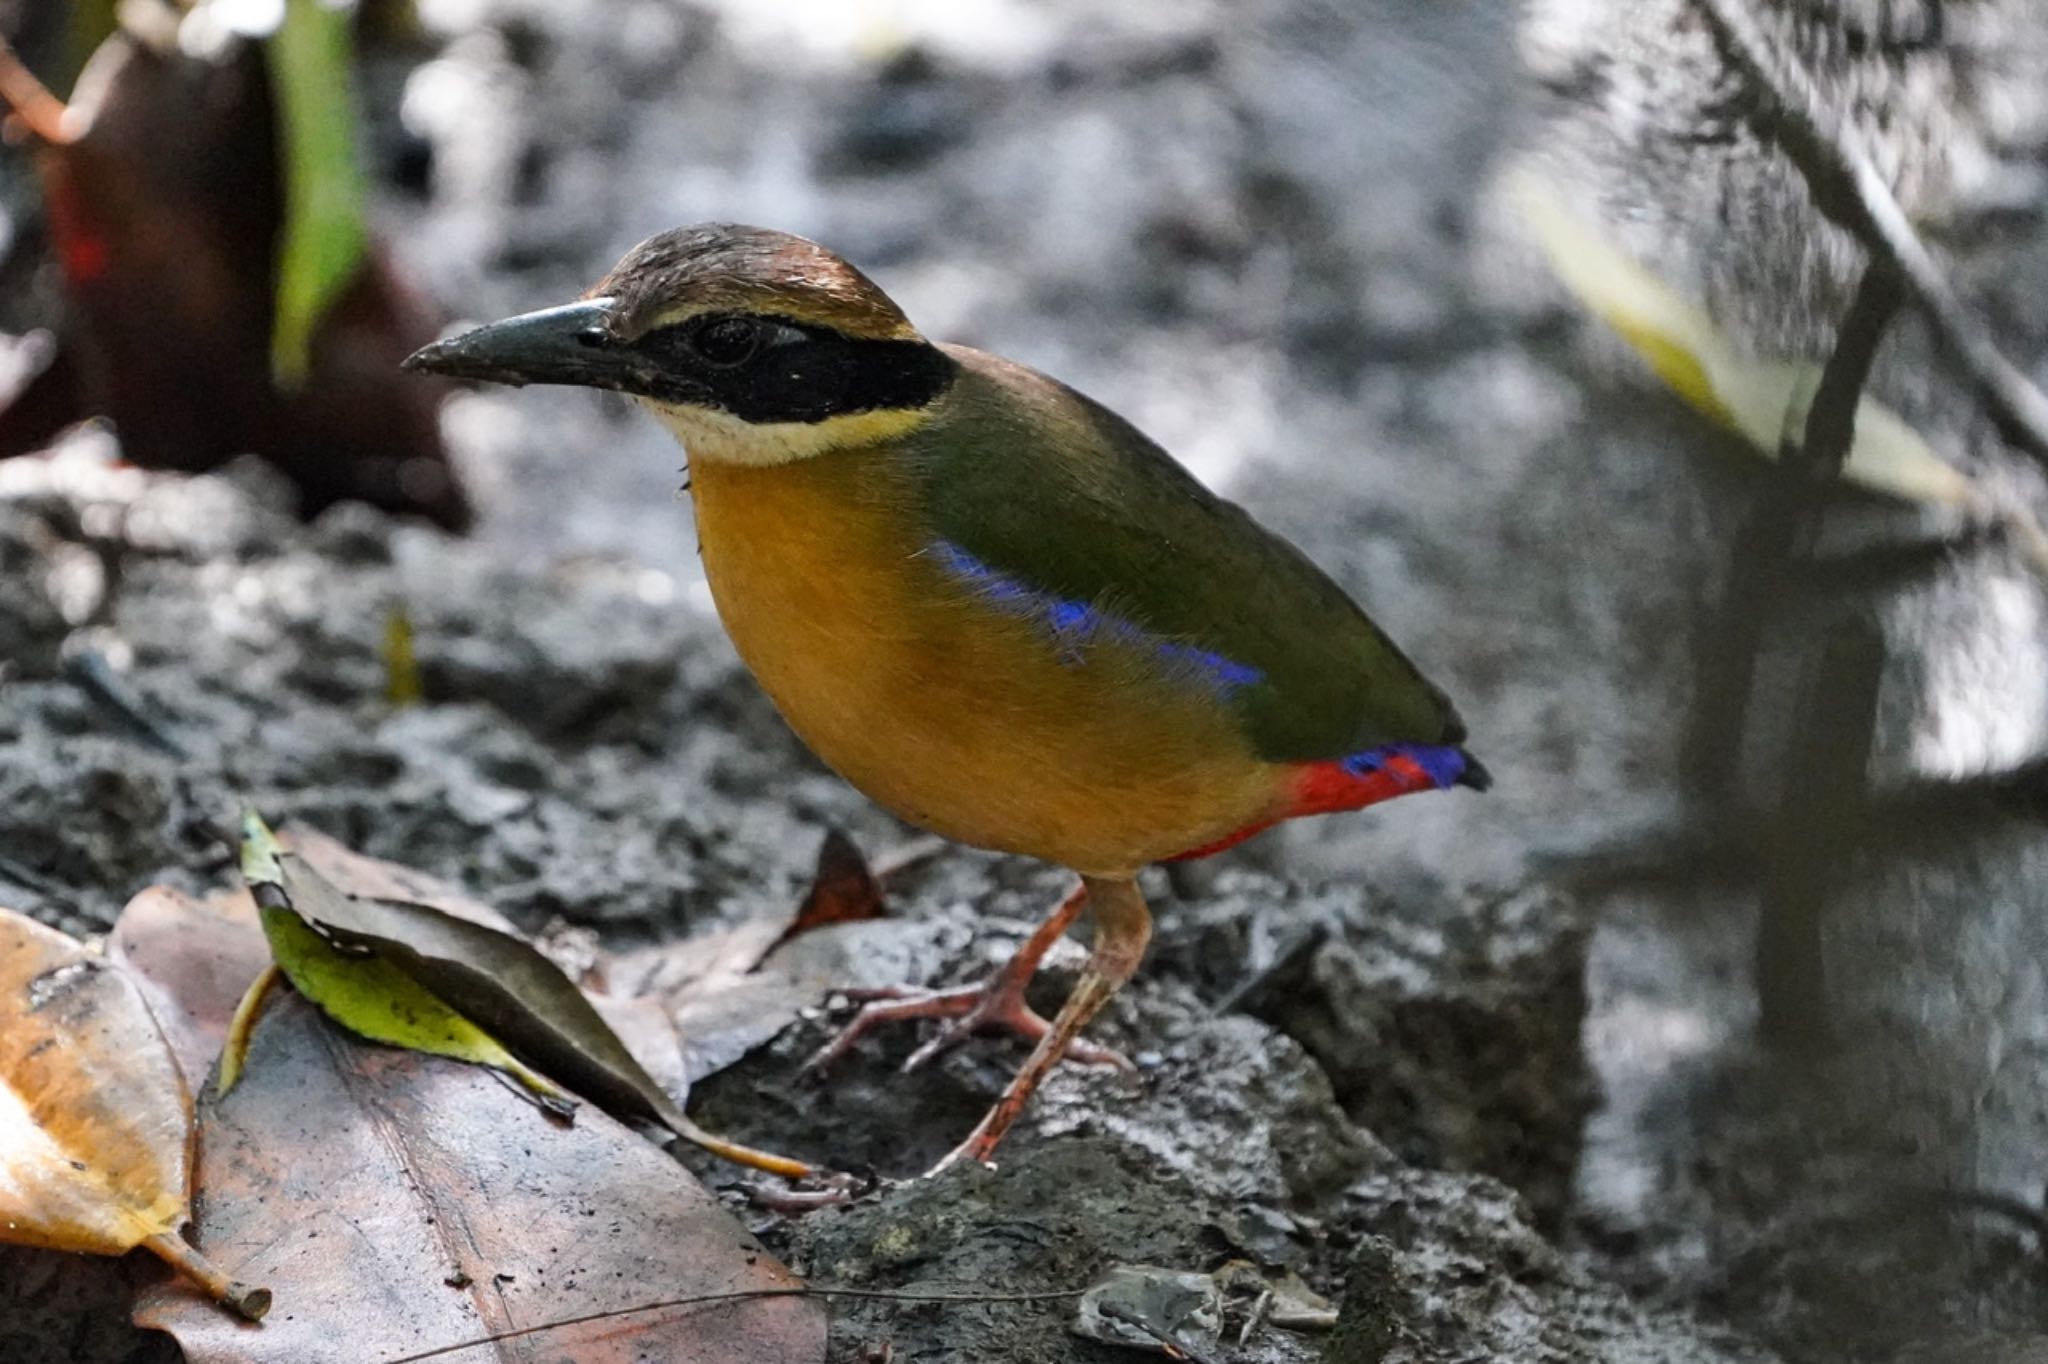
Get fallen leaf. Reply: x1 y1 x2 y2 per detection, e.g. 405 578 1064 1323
587 992 690 1106
134 990 825 1363
242 817 574 1116
609 923 822 1087
671 971 826 1085
0 906 266 1318
284 830 682 1084
1072 1264 1223 1358
283 824 513 933
611 829 941 1085
106 886 270 1091
106 873 690 1137
1507 166 2048 582
766 829 889 955
245 814 823 1178
105 827 514 1096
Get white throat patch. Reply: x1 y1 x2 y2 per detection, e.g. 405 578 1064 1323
639 398 928 467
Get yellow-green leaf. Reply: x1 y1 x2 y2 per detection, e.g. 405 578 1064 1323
238 815 573 1115
381 605 423 707
234 815 831 1179
1507 166 1976 509
267 0 369 388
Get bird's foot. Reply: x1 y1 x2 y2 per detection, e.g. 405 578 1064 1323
923 1121 1009 1178
803 979 1133 1077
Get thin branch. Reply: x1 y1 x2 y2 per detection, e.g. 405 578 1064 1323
1685 258 1900 803
1793 261 1904 484
381 1282 1092 1364
1694 0 2048 466
1778 258 1906 559
0 33 72 145
1208 922 1326 1017
1760 264 1902 1044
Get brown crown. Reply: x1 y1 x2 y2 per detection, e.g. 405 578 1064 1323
589 224 919 342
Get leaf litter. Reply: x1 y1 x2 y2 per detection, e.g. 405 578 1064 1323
0 905 268 1319
232 812 830 1180
132 990 824 1364
15 814 951 1358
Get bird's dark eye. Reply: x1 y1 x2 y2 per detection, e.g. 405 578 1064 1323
689 316 764 367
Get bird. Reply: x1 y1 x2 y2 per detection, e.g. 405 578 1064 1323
403 224 1489 1178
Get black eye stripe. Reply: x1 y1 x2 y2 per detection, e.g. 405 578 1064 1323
628 314 955 424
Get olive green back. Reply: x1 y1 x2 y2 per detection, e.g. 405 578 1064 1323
901 347 1463 764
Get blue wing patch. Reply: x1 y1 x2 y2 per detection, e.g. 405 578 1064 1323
929 539 1264 698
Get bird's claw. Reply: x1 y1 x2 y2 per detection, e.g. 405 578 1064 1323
802 978 1133 1077
738 1168 881 1214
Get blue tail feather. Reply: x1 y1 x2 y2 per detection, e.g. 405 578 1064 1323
1341 742 1490 792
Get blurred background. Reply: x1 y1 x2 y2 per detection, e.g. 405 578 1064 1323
5 1 2048 1360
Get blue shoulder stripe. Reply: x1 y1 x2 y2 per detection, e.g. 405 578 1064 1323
929 539 1264 699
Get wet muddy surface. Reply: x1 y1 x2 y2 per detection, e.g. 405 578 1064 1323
6 1 2048 1361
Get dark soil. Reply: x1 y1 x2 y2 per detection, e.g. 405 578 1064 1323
6 1 2048 1361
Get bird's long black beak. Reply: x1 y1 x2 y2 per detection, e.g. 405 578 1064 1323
401 298 630 390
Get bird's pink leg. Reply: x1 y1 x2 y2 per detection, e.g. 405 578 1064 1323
927 873 1152 1174
802 880 1131 1076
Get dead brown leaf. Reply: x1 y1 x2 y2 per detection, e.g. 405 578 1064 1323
103 829 513 1096
284 824 514 933
0 906 265 1318
609 926 820 1087
108 829 691 1120
610 830 941 1085
134 990 824 1363
106 886 269 1091
768 829 889 954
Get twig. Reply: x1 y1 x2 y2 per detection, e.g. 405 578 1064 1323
1791 261 1904 484
1914 1184 2048 1240
0 852 65 899
1687 258 1901 803
63 648 192 760
1694 0 2048 466
1692 255 1899 1042
140 1232 271 1323
1776 257 1906 557
1762 266 1900 1045
0 32 71 145
381 1282 1092 1364
1097 1300 1224 1364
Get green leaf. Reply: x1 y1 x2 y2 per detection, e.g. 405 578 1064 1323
284 855 660 1118
239 814 575 1115
66 0 120 89
237 813 826 1180
266 0 368 388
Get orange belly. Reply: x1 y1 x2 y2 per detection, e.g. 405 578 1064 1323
688 447 1279 875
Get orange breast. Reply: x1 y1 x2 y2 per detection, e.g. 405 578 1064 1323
688 446 1279 875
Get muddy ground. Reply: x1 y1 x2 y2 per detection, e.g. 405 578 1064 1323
6 1 2048 1361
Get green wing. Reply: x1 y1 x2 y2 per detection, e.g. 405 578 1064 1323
905 351 1463 763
